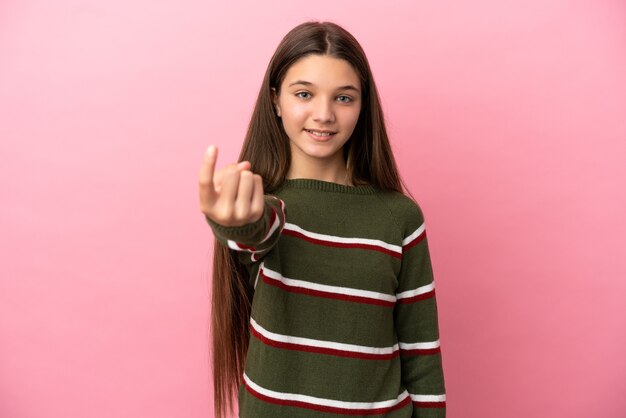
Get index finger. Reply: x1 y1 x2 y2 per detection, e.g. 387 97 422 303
199 145 218 198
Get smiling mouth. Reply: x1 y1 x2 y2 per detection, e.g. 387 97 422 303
305 129 337 137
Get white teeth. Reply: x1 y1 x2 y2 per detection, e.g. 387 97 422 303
307 130 333 137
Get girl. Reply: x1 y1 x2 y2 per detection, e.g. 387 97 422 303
199 21 446 418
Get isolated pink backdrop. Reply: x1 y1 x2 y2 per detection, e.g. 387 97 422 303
1 1 625 417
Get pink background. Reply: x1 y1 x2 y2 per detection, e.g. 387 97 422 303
1 1 625 417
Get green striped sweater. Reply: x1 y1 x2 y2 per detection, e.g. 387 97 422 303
206 178 446 418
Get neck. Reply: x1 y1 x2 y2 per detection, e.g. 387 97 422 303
286 164 352 186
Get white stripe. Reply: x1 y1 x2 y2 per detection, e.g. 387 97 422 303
402 222 426 246
226 240 264 263
226 239 266 260
284 222 402 255
259 205 283 244
227 235 276 261
259 197 286 245
396 282 434 300
262 265 397 303
398 339 440 350
253 263 261 289
244 372 410 409
409 393 446 402
251 317 399 355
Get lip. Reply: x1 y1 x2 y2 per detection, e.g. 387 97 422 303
306 128 337 134
304 129 336 142
304 129 337 142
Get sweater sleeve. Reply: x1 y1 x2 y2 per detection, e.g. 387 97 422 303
205 194 286 283
394 201 447 417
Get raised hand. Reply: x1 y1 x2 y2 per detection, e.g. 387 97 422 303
199 145 265 228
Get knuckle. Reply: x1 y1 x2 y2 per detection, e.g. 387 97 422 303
218 205 233 220
225 167 240 179
233 203 249 219
200 206 215 219
251 207 263 223
207 203 225 220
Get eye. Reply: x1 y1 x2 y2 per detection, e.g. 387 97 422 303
337 95 352 103
295 91 311 99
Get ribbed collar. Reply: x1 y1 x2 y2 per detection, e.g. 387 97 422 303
279 178 377 195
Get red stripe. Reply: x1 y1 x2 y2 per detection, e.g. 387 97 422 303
413 400 446 408
249 324 400 360
261 269 395 307
402 229 426 252
397 288 435 304
250 321 439 358
283 229 402 259
235 204 280 252
235 242 257 251
266 207 277 238
275 197 286 222
400 347 441 355
245 381 412 415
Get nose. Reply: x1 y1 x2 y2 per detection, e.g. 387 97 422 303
312 97 336 123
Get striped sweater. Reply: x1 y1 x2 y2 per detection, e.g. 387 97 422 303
206 178 446 418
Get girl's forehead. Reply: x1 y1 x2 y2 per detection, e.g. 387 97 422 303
282 55 360 91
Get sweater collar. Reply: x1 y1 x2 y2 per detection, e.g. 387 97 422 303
280 178 377 195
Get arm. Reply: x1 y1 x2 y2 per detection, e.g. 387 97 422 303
394 202 447 417
205 194 286 272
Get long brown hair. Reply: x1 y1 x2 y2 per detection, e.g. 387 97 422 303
209 20 418 418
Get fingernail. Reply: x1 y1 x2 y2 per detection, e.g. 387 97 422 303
206 145 215 155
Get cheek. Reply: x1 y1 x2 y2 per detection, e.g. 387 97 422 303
283 102 308 121
339 108 361 126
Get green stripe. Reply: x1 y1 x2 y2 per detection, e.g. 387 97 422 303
252 281 396 346
238 381 417 418
268 237 401 294
394 298 442 341
400 352 446 393
246 338 403 400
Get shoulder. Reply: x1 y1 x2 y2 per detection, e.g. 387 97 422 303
375 190 426 235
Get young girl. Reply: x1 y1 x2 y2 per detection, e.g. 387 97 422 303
199 21 446 418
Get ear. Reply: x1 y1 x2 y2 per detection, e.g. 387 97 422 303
270 87 281 117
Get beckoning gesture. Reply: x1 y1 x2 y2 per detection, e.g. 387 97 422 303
199 145 265 228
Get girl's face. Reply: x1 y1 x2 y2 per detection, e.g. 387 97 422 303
272 54 362 174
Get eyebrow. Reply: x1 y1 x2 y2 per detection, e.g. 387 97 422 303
287 80 360 93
